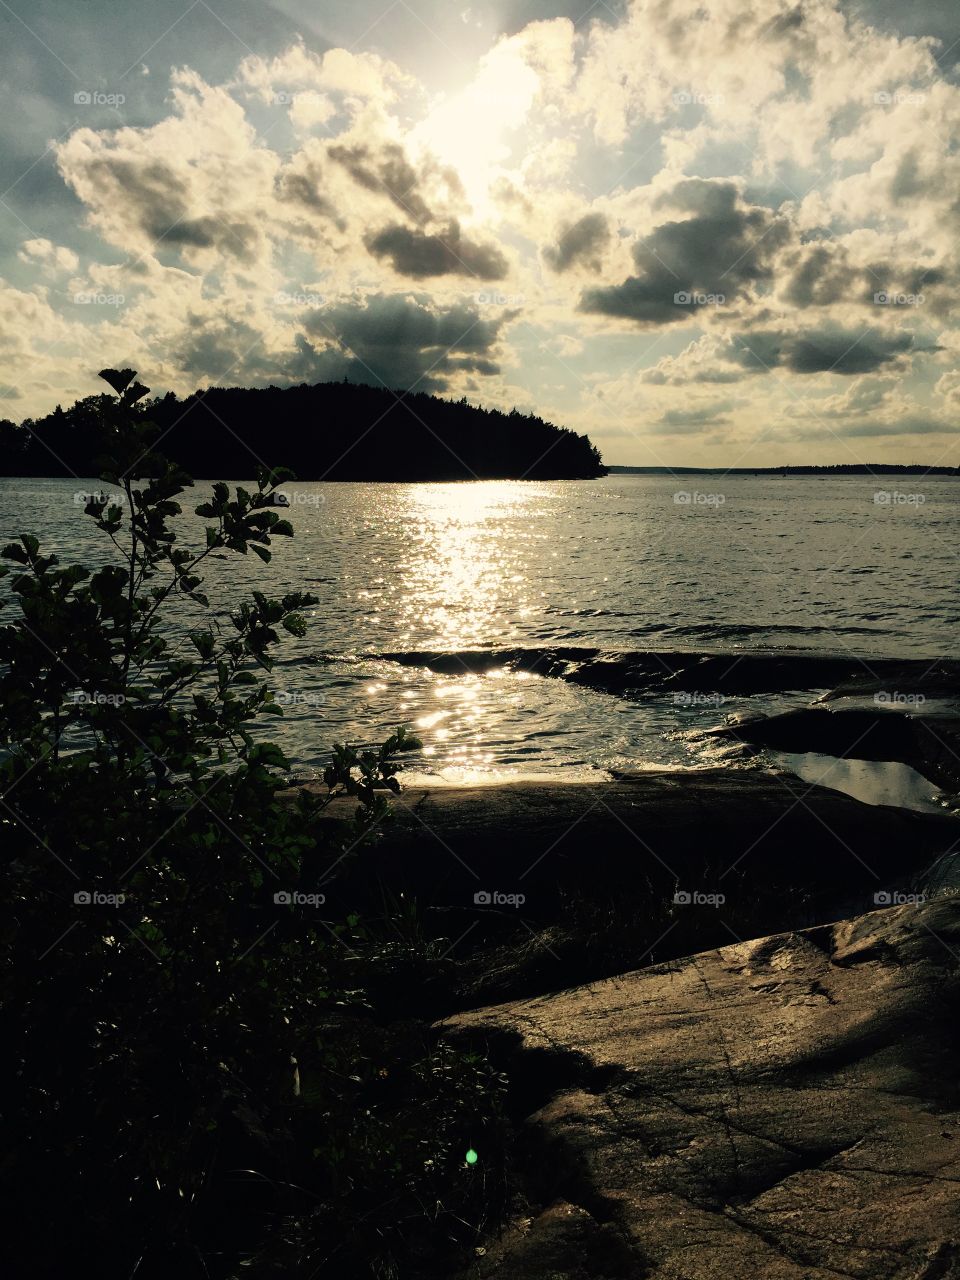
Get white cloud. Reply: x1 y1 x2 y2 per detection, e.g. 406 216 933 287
18 239 80 273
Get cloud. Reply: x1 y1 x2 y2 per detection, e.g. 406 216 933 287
364 221 508 279
277 160 342 226
731 326 939 375
55 69 277 267
295 292 511 391
934 369 960 409
18 239 79 273
327 140 441 226
234 41 411 106
651 401 734 433
543 212 610 272
641 335 750 384
579 180 791 325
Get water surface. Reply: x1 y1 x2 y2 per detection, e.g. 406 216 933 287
2 473 956 784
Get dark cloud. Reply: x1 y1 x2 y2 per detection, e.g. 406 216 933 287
651 404 732 433
78 156 261 261
731 327 939 375
781 242 862 308
840 416 960 436
82 156 183 232
328 141 443 225
644 323 942 386
163 216 260 259
890 150 928 204
278 167 341 225
543 212 610 272
171 293 509 393
781 241 949 312
364 221 508 280
174 317 270 378
643 366 746 385
295 292 509 391
579 180 790 325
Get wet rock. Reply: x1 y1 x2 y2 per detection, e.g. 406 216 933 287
373 648 960 700
708 706 960 793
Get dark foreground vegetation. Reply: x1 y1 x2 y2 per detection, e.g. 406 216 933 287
0 370 509 1279
0 380 605 481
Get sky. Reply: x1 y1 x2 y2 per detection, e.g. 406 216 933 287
0 0 959 466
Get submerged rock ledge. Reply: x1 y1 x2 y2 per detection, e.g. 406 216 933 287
369 647 960 698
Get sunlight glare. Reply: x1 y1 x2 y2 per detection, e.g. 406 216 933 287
411 42 539 213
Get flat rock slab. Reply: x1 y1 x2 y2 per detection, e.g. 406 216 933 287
443 898 960 1279
300 773 958 921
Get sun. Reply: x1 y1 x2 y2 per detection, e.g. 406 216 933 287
410 40 539 217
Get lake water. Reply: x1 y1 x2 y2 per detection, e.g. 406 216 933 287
2 474 957 792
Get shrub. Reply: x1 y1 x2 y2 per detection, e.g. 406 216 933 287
0 369 506 1279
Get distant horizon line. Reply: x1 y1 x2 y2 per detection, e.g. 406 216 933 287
606 464 960 475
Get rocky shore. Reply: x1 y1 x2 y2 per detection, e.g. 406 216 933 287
288 655 960 1272
442 896 960 1279
295 768 960 1276
304 771 957 1003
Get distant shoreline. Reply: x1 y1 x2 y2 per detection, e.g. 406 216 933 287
607 464 960 475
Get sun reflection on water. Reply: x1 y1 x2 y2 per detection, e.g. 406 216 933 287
390 480 548 651
357 481 551 779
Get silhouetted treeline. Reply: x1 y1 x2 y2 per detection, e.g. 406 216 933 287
0 382 606 480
